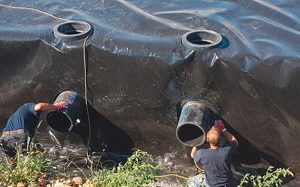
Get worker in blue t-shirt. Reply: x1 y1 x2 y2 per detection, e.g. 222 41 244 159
191 120 239 187
0 102 66 157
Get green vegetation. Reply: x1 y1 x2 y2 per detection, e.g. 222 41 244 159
0 149 160 187
89 150 160 187
0 148 294 187
239 166 294 187
0 150 51 186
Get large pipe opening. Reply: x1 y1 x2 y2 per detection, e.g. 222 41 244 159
177 123 205 146
176 101 214 147
46 91 84 133
46 111 72 132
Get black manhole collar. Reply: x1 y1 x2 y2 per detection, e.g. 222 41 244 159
53 21 92 41
182 30 222 51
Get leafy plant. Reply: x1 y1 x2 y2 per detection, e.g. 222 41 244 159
239 166 294 187
89 150 160 187
0 150 51 186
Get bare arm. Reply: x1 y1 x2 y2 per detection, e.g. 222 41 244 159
34 102 66 112
191 146 198 158
222 130 239 145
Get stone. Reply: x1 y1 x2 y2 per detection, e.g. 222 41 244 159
38 177 47 187
66 180 72 185
53 182 64 187
17 183 25 187
72 177 83 185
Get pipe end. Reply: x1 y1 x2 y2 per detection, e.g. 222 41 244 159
182 30 222 51
46 110 72 133
53 21 92 41
176 123 206 147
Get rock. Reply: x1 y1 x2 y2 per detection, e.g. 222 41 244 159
167 161 173 166
38 177 47 187
66 180 72 185
17 183 25 187
53 182 64 187
83 180 94 187
164 156 170 163
72 177 83 185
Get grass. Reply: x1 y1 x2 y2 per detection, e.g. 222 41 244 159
239 166 294 187
0 149 51 186
88 150 160 187
0 149 160 187
0 148 295 187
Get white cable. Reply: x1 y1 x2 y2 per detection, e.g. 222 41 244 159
83 33 92 151
0 3 70 22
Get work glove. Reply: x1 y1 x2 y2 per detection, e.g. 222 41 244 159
214 120 226 132
54 102 67 109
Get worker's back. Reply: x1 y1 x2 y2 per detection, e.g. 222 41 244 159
3 103 40 137
195 142 238 187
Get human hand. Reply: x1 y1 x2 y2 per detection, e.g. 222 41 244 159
54 102 67 109
214 120 226 132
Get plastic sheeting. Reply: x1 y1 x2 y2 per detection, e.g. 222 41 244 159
0 0 300 177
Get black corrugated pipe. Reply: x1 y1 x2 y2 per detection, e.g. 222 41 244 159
46 91 84 133
176 101 215 147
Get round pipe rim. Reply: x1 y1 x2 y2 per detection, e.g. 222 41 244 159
176 122 206 147
182 30 222 50
46 110 73 132
53 21 92 41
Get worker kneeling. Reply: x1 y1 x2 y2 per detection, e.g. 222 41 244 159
191 120 239 187
0 102 67 157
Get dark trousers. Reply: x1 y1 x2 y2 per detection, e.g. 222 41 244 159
0 130 29 157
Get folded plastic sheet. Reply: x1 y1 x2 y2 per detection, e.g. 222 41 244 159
0 0 300 177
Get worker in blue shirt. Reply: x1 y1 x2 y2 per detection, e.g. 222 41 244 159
0 102 66 156
191 120 239 187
